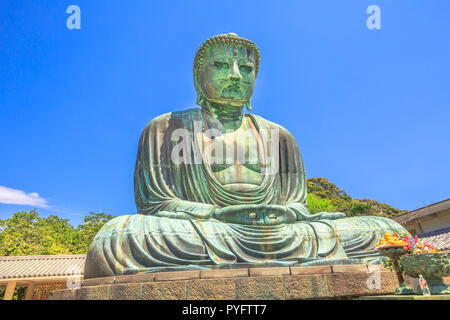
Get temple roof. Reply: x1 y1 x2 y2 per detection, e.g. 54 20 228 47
0 254 86 280
393 198 450 225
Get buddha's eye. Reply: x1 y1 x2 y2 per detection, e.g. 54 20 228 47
213 61 229 70
239 65 253 74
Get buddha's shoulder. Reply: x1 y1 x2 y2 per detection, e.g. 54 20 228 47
141 108 200 132
248 114 295 139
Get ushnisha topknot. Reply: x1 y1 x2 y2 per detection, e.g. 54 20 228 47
194 33 260 77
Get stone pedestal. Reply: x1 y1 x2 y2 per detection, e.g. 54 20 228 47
359 295 450 300
48 265 399 300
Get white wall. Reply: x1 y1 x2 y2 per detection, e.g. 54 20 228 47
420 211 450 233
403 209 450 234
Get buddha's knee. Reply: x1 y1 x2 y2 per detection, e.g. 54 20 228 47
96 215 133 233
333 216 409 235
93 214 164 236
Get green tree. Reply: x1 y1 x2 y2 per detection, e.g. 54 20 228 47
72 212 115 254
0 210 46 256
307 177 352 201
0 210 114 256
306 177 407 218
38 215 77 254
0 210 76 256
307 194 337 214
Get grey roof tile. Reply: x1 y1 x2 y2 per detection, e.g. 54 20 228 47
419 227 450 250
0 254 86 279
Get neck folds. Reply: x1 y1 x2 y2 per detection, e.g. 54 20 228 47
201 101 244 127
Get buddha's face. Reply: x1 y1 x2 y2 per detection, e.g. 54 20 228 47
198 44 256 107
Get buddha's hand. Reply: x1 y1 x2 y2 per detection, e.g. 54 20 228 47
316 212 347 220
213 204 296 226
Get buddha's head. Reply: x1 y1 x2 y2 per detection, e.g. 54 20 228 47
194 33 260 111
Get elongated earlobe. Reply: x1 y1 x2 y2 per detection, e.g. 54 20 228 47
245 98 252 111
197 93 205 106
194 70 205 107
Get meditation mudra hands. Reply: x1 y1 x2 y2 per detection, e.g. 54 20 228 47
153 203 347 224
213 204 297 225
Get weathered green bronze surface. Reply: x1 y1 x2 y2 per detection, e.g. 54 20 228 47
84 33 409 278
399 253 450 294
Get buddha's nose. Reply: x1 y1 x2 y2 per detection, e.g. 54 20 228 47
228 61 242 81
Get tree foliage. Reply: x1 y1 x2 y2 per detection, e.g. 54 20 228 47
0 210 114 256
307 177 407 217
71 212 115 254
306 194 337 214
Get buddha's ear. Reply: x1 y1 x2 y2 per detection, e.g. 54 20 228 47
246 98 252 111
193 69 205 106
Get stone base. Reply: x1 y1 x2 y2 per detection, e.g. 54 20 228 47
360 295 450 300
49 265 399 300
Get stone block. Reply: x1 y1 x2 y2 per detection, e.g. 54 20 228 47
115 273 154 284
236 276 285 300
154 270 200 281
75 285 110 300
284 274 332 299
109 283 143 300
290 265 332 275
249 267 290 277
142 280 186 300
50 265 402 300
360 295 450 300
48 289 75 300
200 268 249 279
82 276 115 287
367 271 399 295
328 272 371 297
187 279 236 300
367 264 391 273
331 265 368 273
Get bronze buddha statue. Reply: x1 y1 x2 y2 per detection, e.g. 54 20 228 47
84 33 408 278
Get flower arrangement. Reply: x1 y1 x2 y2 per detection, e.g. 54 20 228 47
376 233 439 254
376 233 443 295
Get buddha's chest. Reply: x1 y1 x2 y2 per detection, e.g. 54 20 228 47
199 119 265 188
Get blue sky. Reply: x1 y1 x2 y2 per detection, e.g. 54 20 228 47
0 1 449 226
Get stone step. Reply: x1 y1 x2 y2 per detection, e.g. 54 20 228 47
48 265 398 300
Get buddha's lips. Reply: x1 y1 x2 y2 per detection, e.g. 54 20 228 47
224 83 241 90
221 83 242 96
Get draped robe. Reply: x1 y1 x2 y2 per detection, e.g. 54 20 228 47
84 108 409 278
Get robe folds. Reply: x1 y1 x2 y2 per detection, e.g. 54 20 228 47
84 108 408 278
